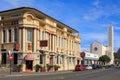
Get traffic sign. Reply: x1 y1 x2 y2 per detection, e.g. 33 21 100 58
9 55 13 61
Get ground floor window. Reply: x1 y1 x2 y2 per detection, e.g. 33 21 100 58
40 55 44 64
1 53 7 64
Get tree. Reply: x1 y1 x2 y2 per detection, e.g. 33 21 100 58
99 55 111 65
114 48 120 64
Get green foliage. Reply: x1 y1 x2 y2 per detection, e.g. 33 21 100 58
54 65 60 70
102 64 115 68
34 64 42 70
114 48 120 64
99 55 111 65
46 64 54 69
17 64 23 68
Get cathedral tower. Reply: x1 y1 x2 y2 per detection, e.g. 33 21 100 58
108 25 114 64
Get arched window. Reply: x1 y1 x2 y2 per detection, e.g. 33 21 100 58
26 15 33 22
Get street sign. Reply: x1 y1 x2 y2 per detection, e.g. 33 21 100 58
9 55 13 61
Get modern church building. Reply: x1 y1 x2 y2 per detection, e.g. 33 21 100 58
0 7 81 72
90 26 114 64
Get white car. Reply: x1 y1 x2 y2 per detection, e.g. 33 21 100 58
85 65 93 70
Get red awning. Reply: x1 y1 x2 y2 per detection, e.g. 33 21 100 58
25 53 34 60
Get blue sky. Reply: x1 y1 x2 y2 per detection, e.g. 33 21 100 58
0 0 120 52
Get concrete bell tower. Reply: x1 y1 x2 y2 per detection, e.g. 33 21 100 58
108 25 114 64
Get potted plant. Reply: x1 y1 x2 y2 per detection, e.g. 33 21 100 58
41 66 46 72
54 65 60 71
46 64 54 72
17 64 23 72
34 64 42 72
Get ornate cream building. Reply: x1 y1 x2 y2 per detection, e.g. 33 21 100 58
0 7 81 72
91 26 114 64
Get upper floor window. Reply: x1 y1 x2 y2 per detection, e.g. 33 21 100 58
0 16 5 20
8 29 12 42
27 28 33 42
2 30 6 43
11 13 22 18
1 16 5 20
11 20 19 25
14 28 18 42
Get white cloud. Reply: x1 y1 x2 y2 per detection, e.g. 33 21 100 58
115 26 120 30
93 0 100 7
83 0 120 21
83 16 90 20
81 32 107 43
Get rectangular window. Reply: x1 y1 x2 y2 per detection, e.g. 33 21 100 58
8 29 12 42
11 13 22 18
40 55 43 64
11 21 19 25
27 28 33 42
14 28 18 42
1 16 5 20
2 30 6 43
60 56 63 64
57 55 59 64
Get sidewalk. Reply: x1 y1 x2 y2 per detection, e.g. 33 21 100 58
0 70 73 78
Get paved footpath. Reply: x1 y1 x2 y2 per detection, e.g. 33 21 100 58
0 70 73 78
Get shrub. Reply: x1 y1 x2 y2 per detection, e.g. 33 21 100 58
54 65 60 71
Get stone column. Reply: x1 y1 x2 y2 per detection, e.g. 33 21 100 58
36 29 39 50
18 29 21 50
33 28 36 52
49 34 51 51
52 35 54 51
22 28 26 51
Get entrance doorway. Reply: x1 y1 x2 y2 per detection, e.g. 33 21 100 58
1 53 7 64
13 53 18 64
26 60 33 70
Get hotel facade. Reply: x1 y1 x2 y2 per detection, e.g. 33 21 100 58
0 7 81 71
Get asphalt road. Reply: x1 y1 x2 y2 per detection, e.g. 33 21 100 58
0 68 120 80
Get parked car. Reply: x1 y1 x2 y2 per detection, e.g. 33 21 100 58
92 64 102 69
85 65 93 70
75 65 86 71
97 64 102 69
92 64 98 69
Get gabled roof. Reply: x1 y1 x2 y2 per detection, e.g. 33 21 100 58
91 41 107 47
